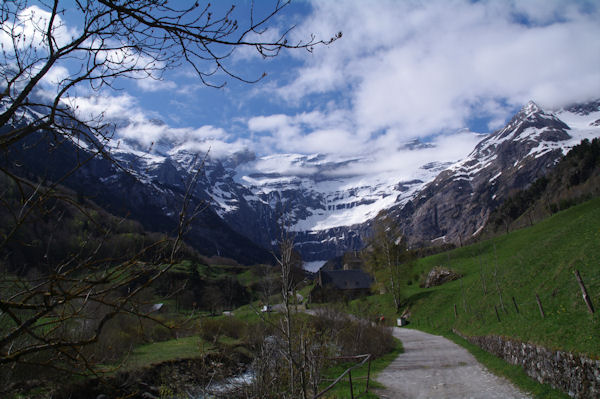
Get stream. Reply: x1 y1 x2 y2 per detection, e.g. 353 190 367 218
193 369 255 398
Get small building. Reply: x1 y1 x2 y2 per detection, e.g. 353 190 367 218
149 303 165 313
310 269 373 303
261 305 273 313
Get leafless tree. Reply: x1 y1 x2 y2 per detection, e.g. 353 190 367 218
363 215 413 313
0 0 339 385
274 229 307 398
0 150 206 382
1 0 340 153
250 225 316 399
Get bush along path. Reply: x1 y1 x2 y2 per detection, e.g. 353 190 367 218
375 327 530 399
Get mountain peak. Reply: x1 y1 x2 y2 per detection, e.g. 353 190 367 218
522 100 541 116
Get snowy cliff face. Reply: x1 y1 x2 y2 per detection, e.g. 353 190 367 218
384 100 600 247
4 98 599 264
107 131 460 262
124 145 453 261
220 148 453 261
80 99 600 262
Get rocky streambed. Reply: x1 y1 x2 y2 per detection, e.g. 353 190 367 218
52 351 252 399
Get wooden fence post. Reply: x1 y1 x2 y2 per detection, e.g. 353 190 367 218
348 369 354 399
512 296 519 314
493 243 507 314
494 305 501 322
461 279 467 313
574 270 595 314
535 293 545 318
366 357 371 393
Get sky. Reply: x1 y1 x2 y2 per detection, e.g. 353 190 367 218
8 0 600 175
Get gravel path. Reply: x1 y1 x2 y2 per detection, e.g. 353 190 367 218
375 328 531 399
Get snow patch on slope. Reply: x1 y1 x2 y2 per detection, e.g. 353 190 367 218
234 152 454 232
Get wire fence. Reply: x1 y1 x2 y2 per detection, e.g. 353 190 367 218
492 270 597 320
415 268 598 330
313 354 372 399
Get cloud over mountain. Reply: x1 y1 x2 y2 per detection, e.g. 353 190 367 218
43 0 599 182
281 0 600 137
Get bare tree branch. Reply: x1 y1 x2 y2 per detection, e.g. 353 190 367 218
0 0 339 385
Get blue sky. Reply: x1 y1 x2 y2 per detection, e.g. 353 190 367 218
11 0 600 167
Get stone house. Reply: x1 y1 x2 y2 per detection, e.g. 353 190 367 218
310 269 373 303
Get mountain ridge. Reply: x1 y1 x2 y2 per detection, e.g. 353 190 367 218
2 98 599 265
383 99 600 248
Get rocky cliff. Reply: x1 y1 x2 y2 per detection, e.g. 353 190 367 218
385 100 600 247
3 99 599 264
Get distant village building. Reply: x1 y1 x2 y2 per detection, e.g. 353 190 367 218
148 303 166 313
310 269 373 303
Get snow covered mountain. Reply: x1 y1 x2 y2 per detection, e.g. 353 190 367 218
0 106 273 265
383 100 600 247
226 148 453 259
108 139 457 263
3 98 599 266
98 120 468 262
196 99 600 264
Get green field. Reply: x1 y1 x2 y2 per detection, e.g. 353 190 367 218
89 198 599 398
402 197 600 357
337 198 600 398
122 335 209 368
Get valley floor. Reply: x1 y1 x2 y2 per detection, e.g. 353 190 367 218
375 327 529 399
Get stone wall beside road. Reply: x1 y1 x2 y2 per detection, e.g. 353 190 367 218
454 330 600 398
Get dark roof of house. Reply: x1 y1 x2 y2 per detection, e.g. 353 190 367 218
319 270 373 290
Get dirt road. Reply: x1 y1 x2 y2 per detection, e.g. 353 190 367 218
375 328 530 398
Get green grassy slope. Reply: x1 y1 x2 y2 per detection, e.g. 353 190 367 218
119 335 209 369
405 197 600 357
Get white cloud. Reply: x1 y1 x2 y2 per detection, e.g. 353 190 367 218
251 155 319 176
242 130 483 188
117 120 242 155
324 130 483 179
248 114 291 132
40 65 70 87
171 137 249 159
136 77 178 92
0 5 78 52
278 0 600 138
69 94 140 122
247 108 366 155
243 104 485 184
66 92 251 159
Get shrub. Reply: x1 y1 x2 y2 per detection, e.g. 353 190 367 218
311 307 394 358
199 317 248 343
